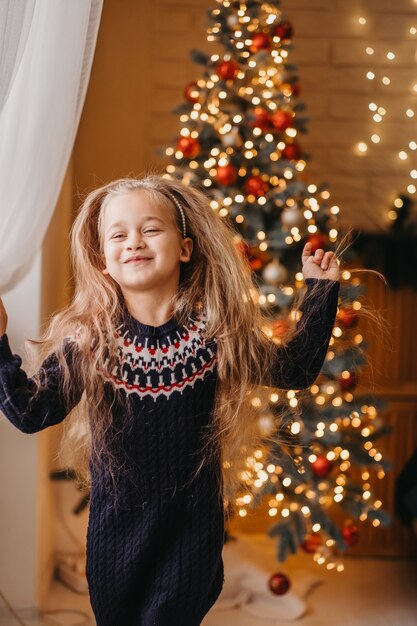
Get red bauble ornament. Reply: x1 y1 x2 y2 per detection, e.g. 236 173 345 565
216 163 237 186
248 247 268 271
281 142 302 161
301 532 323 553
216 59 239 80
176 136 201 158
311 455 333 478
184 81 200 103
272 318 291 339
245 175 269 197
234 242 267 271
307 233 329 253
338 371 359 391
268 572 291 595
252 107 271 131
270 110 294 131
235 239 250 259
337 307 359 329
274 20 294 40
250 32 271 52
342 522 359 547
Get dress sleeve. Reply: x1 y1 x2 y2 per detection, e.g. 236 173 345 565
266 277 340 390
0 334 83 434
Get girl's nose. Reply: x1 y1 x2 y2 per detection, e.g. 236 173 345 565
127 237 145 249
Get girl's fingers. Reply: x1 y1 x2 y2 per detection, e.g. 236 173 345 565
301 242 312 264
312 249 325 265
320 251 333 270
302 244 337 270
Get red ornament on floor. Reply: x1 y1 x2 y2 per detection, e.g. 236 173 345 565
268 572 291 595
311 455 333 478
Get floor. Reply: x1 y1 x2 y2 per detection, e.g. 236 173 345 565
1 533 416 626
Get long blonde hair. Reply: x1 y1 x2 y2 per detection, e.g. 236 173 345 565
29 174 329 512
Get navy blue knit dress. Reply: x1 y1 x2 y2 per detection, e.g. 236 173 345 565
0 278 339 626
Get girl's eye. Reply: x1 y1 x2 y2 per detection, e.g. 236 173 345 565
144 229 160 234
111 233 125 239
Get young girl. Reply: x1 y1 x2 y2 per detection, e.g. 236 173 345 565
0 175 340 626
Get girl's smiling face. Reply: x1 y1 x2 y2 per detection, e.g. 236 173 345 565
101 189 193 295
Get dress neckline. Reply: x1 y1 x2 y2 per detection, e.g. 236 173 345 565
122 309 179 337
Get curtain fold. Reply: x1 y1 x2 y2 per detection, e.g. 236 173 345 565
0 0 35 114
0 0 104 293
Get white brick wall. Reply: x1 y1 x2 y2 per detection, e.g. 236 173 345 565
146 0 417 231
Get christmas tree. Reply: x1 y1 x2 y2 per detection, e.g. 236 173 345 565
163 0 391 572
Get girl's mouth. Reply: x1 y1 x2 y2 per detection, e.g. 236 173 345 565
124 256 152 263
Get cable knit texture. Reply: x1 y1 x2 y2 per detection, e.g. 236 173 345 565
0 278 339 626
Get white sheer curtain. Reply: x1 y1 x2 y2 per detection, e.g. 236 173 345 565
0 0 103 293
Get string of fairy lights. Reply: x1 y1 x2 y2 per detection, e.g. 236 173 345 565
354 2 417 221
166 0 388 570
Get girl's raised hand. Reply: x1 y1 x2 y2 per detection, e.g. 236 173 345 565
0 297 8 336
301 242 340 281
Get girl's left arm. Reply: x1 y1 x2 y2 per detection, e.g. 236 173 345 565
268 277 340 390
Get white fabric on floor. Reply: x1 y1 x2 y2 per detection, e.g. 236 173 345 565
211 534 323 622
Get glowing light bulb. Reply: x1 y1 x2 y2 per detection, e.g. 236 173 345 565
356 142 368 154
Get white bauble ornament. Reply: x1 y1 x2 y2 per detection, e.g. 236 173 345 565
226 14 239 28
262 258 289 286
222 127 242 148
281 206 304 229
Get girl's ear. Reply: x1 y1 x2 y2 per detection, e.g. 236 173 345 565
180 237 193 263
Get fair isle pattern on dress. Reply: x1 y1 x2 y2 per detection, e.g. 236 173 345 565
99 314 217 401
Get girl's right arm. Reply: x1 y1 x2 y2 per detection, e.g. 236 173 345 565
0 297 83 434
